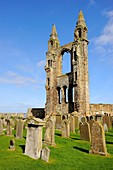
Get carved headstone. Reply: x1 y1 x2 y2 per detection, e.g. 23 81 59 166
103 123 108 133
6 119 12 136
61 119 70 138
81 117 87 124
79 122 91 142
16 119 24 139
44 116 56 146
25 118 45 159
41 147 50 162
0 119 3 134
88 119 95 135
75 116 79 129
89 121 108 156
69 116 75 133
102 115 112 129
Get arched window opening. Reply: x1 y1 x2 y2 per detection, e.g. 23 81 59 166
47 78 50 86
75 72 77 81
63 86 68 103
62 51 71 74
74 51 77 61
57 87 61 104
48 60 52 67
50 40 53 48
78 28 81 38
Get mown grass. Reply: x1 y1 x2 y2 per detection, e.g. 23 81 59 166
0 129 113 170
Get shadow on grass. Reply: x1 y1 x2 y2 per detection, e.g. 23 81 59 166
106 141 113 144
23 136 26 139
106 133 113 137
55 132 61 137
73 146 89 153
70 137 80 140
19 145 25 153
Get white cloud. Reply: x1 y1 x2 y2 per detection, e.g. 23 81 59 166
37 60 45 67
0 71 36 86
95 10 113 46
91 10 113 63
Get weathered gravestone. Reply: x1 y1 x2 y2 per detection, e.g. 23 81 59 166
103 123 108 133
75 116 79 129
44 115 56 146
89 121 108 156
41 147 50 162
88 119 95 135
69 116 75 133
102 115 112 129
25 118 45 159
6 119 12 136
81 117 87 124
0 119 3 134
16 119 24 139
61 119 70 138
79 122 91 142
55 114 62 129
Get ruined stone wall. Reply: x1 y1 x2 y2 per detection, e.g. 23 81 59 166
90 104 113 115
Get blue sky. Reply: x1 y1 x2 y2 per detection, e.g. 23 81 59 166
0 0 113 112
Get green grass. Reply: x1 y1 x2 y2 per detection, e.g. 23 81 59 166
0 129 113 170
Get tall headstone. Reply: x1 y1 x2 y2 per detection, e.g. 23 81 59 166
44 115 56 146
88 119 95 135
79 122 91 142
16 119 24 139
89 121 108 156
75 116 79 129
0 119 3 134
6 119 12 136
69 116 75 133
61 119 70 138
81 117 87 124
25 118 45 159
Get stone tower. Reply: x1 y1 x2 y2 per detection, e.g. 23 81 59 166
45 10 89 116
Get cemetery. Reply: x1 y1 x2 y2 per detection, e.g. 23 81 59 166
0 6 113 170
0 114 113 170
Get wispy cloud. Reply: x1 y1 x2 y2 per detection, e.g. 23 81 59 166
89 0 95 6
91 9 113 63
0 71 36 86
37 60 45 67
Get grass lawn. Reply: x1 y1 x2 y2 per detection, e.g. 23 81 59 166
0 129 113 170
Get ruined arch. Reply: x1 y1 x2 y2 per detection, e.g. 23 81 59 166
61 48 72 74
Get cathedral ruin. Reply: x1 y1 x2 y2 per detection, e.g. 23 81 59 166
45 10 89 116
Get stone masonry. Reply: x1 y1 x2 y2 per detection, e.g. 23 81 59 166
45 10 89 116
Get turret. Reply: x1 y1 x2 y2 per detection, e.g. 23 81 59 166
74 10 88 41
48 24 60 51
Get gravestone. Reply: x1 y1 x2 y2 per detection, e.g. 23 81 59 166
103 123 108 133
0 119 3 134
16 119 24 139
102 115 112 129
44 115 56 146
79 122 91 142
25 118 45 159
69 116 75 133
61 119 70 138
41 147 50 162
9 139 15 151
81 117 87 124
6 119 12 136
75 116 79 129
55 114 62 129
88 119 95 135
89 121 108 156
